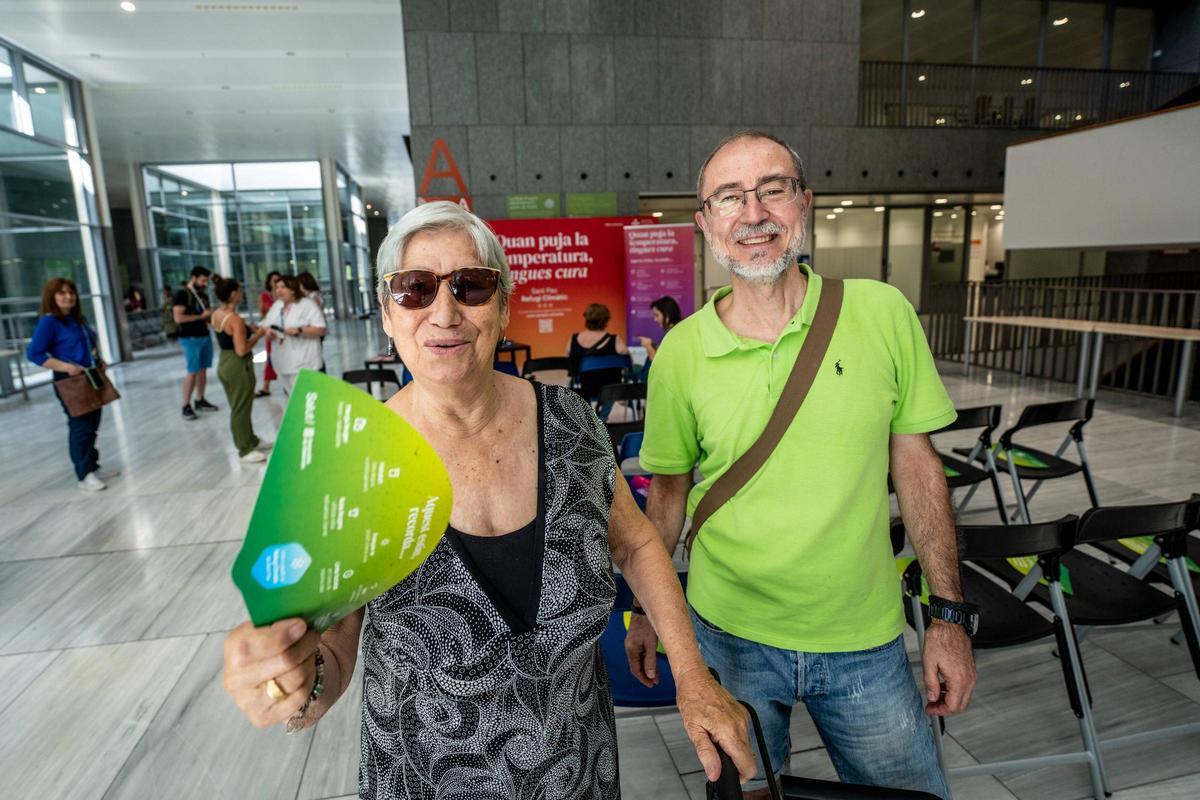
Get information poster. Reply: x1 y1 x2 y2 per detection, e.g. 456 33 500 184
232 370 452 631
506 193 560 218
623 223 697 347
489 216 653 357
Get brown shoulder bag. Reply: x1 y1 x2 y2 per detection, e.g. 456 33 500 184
685 277 844 555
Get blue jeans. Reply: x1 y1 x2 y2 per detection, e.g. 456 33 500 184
691 608 950 799
53 373 102 481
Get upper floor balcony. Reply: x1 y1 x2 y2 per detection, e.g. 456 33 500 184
858 60 1199 130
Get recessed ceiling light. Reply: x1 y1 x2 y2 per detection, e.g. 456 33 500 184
935 117 946 125
911 9 925 18
120 1 136 11
1119 81 1131 89
950 213 957 219
303 206 309 211
34 87 47 94
971 210 977 216
840 200 853 206
933 211 944 217
917 74 927 82
1075 114 1083 121
825 214 837 220
1020 78 1033 86
1054 114 1062 120
1052 16 1068 26
651 211 663 218
935 198 948 204
373 210 380 216
833 207 844 214
989 205 1001 210
874 206 885 212
180 190 188 196
365 203 372 209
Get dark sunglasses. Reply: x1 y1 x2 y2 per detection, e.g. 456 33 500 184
383 267 501 310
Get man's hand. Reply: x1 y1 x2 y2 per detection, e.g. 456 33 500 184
624 613 660 687
674 667 755 784
922 621 976 715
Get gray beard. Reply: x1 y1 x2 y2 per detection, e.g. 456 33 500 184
711 228 807 286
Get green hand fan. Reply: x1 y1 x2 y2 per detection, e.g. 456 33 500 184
232 369 452 631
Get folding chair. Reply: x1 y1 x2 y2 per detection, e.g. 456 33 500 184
521 356 570 379
341 368 402 400
707 703 941 799
975 499 1200 682
604 419 644 460
897 516 1112 799
576 353 632 403
597 381 647 422
957 398 1099 524
930 404 1009 523
1087 494 1200 654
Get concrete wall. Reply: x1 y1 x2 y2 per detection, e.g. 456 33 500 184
404 0 1031 217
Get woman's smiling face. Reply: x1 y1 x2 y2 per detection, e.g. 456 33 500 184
382 228 507 388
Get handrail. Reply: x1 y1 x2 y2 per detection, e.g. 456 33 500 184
859 60 1199 130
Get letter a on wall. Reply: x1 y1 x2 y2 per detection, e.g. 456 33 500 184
417 139 472 210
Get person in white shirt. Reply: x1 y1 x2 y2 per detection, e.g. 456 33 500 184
262 274 326 395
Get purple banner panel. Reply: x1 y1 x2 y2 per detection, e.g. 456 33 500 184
623 223 696 349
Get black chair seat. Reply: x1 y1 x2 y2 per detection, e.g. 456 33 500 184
939 453 992 489
975 551 1176 626
1089 535 1200 590
953 443 1083 480
905 565 1055 649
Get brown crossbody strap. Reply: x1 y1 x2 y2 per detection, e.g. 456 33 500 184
685 277 844 555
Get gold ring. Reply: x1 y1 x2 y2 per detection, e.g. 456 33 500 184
266 678 287 701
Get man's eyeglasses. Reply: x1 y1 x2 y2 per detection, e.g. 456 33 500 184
702 177 803 218
382 267 501 310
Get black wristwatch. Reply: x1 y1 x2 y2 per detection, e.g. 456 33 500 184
928 595 980 636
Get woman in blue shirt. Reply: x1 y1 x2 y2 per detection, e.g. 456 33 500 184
26 278 116 491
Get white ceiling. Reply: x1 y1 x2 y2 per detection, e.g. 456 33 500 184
0 0 413 216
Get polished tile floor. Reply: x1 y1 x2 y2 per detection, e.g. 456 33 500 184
0 321 1197 800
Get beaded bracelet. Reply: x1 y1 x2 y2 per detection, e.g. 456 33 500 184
285 647 326 735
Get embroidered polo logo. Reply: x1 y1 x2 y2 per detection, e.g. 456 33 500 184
835 359 844 376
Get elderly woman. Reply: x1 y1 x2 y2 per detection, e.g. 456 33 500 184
223 202 753 799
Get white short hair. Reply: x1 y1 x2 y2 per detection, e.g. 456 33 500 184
375 202 513 309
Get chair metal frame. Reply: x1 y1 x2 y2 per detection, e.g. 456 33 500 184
995 398 1100 524
932 404 1010 523
901 516 1111 799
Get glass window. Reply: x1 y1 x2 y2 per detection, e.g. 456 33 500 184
1045 2 1105 69
929 206 966 284
979 0 1041 66
0 48 14 130
0 129 78 221
861 0 903 61
1110 7 1154 71
22 61 72 144
908 0 974 65
0 217 91 301
813 208 884 281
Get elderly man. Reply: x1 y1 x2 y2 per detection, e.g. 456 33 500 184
625 131 976 800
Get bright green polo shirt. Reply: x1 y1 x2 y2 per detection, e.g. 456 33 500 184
640 266 956 652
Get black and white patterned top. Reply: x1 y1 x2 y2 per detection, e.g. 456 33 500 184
359 383 620 799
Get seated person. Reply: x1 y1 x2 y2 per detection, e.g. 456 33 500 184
567 303 629 399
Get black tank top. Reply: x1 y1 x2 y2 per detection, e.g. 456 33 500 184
214 311 237 351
